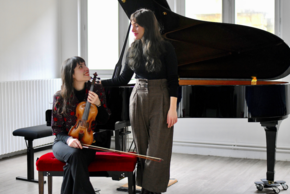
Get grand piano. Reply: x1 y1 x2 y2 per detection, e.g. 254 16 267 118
102 0 290 193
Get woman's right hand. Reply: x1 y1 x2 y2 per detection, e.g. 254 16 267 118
67 137 83 149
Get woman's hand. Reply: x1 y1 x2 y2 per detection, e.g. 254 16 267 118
67 138 83 149
88 91 101 106
167 97 178 128
167 108 177 128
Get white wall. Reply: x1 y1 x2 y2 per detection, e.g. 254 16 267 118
0 0 81 82
0 0 61 81
59 0 79 62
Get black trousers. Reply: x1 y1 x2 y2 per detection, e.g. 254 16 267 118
52 141 97 194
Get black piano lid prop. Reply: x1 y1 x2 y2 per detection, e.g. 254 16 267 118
119 0 290 80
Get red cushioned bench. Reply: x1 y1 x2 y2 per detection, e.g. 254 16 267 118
36 152 137 194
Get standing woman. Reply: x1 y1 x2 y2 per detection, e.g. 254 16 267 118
101 9 179 194
51 56 110 194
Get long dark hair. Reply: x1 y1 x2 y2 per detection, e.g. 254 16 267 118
57 56 86 114
128 9 165 72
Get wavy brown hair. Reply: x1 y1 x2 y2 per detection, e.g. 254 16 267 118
128 9 165 72
56 56 86 115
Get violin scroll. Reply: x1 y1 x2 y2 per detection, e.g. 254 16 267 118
91 72 101 84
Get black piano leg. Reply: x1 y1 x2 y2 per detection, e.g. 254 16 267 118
254 121 288 193
264 121 278 183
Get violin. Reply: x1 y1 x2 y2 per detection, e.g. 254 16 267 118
68 72 99 145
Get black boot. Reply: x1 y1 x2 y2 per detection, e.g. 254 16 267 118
148 190 161 194
141 188 150 194
141 188 161 194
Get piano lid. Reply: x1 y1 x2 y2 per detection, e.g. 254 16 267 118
118 0 290 80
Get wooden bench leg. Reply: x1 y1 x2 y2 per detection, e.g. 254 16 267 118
133 171 136 194
48 174 52 194
38 171 44 194
128 172 136 194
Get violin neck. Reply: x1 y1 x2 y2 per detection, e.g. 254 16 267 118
82 82 95 121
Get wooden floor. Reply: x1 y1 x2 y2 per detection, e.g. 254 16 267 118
0 149 290 194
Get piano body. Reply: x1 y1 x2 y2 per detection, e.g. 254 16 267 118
102 0 290 192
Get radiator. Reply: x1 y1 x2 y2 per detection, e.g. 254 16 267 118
0 79 61 156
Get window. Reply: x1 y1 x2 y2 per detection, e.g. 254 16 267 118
184 0 275 34
236 0 274 33
185 0 222 22
128 22 135 46
87 0 119 70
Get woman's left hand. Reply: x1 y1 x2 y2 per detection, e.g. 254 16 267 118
88 91 101 106
167 108 177 128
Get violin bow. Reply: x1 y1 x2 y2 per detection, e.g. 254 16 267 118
82 144 163 162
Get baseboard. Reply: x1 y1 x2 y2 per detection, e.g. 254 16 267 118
111 137 290 161
172 139 290 161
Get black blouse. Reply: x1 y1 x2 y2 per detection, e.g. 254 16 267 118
102 41 179 97
52 82 110 144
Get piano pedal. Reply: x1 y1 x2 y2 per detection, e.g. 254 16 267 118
254 179 288 193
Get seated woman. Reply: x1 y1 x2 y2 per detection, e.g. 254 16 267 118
51 56 110 194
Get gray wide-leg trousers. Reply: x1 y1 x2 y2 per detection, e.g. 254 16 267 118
130 79 174 193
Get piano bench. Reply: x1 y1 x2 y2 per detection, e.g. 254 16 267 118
36 152 137 194
12 124 53 183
